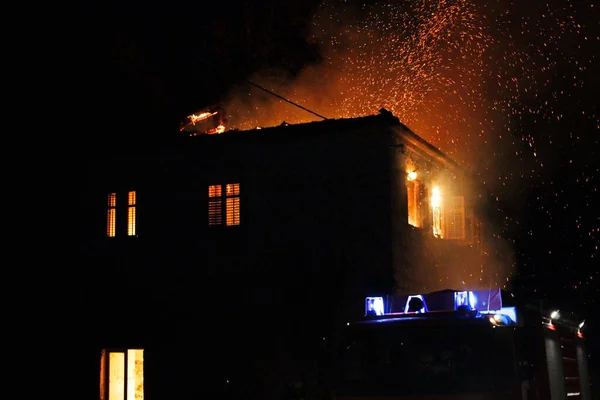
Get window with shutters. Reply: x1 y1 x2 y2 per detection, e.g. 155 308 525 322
208 183 240 226
107 191 138 238
445 196 466 240
127 191 137 236
107 193 116 237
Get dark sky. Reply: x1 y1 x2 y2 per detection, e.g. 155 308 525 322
32 1 322 139
27 0 598 329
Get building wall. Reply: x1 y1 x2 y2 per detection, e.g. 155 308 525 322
80 119 400 399
76 113 505 399
389 126 495 294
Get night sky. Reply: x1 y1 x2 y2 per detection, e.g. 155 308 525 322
31 0 598 349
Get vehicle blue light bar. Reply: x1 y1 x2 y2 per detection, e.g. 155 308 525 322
364 289 518 324
365 297 385 316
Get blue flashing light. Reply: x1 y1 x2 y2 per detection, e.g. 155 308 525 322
363 289 516 324
404 295 428 313
454 290 477 310
365 297 385 316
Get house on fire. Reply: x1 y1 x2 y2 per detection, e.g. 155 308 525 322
78 109 509 400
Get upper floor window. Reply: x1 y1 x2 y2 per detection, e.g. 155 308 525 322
106 191 137 237
431 186 444 237
406 171 428 228
405 172 466 240
128 191 136 236
208 183 240 226
445 195 465 240
430 186 465 240
107 193 117 237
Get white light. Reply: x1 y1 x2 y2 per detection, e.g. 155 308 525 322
579 320 585 329
431 186 442 208
550 310 560 319
407 171 417 181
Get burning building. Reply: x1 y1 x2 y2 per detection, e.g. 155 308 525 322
78 109 511 400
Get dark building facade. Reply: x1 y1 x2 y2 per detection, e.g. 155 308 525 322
73 109 510 400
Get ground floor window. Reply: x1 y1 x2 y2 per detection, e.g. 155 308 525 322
100 349 144 400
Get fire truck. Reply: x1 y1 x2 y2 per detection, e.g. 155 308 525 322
332 288 592 400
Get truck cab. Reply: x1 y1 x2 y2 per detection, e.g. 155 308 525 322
333 289 591 400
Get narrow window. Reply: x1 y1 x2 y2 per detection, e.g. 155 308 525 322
431 186 444 238
100 349 144 400
406 180 421 228
445 196 465 240
107 193 116 237
127 191 136 236
225 183 240 226
208 185 222 226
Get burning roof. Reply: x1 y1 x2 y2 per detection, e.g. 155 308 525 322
180 105 227 136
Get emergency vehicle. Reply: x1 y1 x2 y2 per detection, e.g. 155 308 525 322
334 288 592 400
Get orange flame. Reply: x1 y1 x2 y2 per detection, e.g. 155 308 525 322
188 111 218 124
180 109 226 135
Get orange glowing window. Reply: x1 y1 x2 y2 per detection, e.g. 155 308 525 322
406 180 421 228
225 184 240 226
107 193 116 237
208 185 223 226
431 186 444 238
208 183 240 226
127 191 136 236
100 349 144 400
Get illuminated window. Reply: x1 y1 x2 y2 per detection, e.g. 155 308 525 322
106 191 138 237
208 183 240 226
100 349 144 400
406 180 421 228
431 186 444 238
208 185 222 226
107 193 116 237
429 187 466 240
127 191 136 236
225 183 240 226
